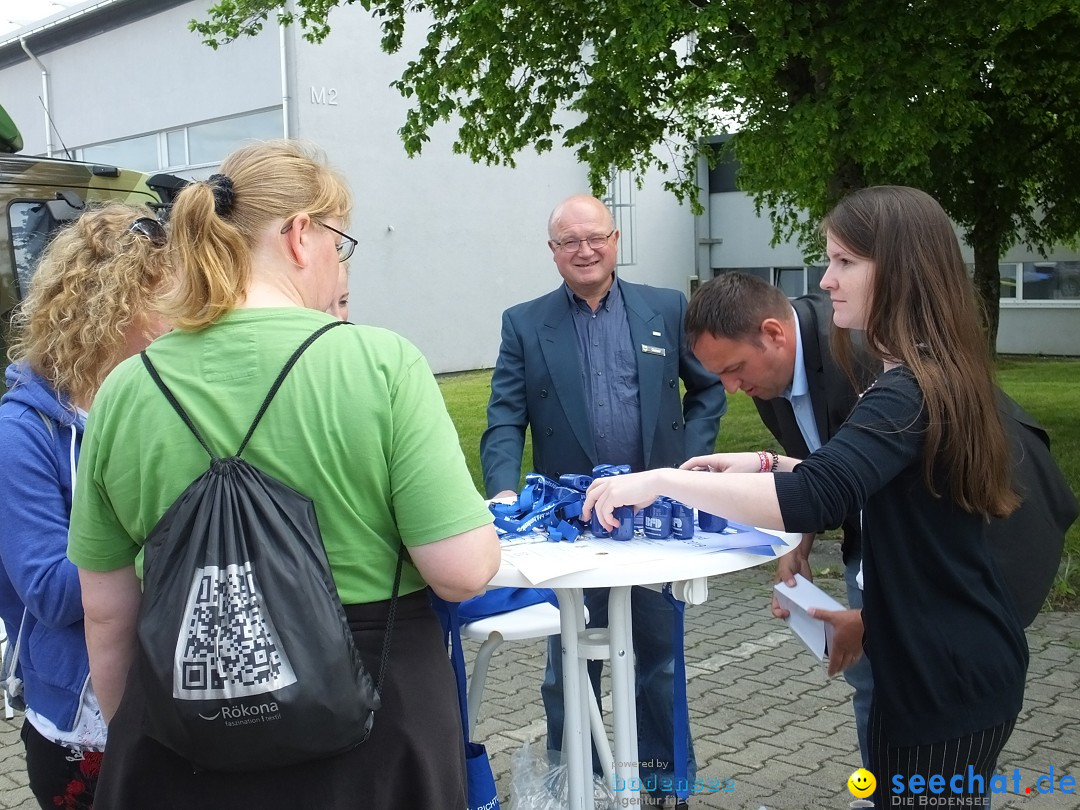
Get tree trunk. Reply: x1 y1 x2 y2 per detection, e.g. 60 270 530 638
970 239 1002 359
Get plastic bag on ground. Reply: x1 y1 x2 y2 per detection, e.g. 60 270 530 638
508 739 615 810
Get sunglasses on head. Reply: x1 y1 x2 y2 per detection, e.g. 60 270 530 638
130 217 167 246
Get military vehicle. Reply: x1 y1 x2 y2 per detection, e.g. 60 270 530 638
0 103 186 357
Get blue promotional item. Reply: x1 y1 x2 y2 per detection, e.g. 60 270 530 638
458 588 558 624
643 500 673 539
698 510 728 533
590 511 611 538
611 506 635 541
591 464 632 478
489 475 585 541
432 594 501 810
662 584 691 804
547 519 582 543
558 473 594 491
591 465 636 540
490 465 641 542
670 501 695 540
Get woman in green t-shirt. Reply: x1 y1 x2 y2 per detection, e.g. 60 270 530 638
68 140 500 809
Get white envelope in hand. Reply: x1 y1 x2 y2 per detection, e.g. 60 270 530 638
773 574 845 664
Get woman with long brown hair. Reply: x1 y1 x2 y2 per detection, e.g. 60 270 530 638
583 186 1026 806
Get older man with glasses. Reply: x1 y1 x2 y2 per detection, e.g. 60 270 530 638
481 193 726 809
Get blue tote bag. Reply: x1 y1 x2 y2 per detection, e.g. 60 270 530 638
432 594 501 810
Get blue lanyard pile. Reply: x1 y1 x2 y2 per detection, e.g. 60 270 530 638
488 464 631 542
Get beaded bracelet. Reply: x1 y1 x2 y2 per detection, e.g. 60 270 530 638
756 450 780 472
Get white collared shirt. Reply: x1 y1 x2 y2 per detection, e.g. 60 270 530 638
782 307 823 453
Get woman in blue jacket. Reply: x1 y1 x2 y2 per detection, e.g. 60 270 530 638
0 203 169 809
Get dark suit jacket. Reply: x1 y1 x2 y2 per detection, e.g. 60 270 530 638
752 295 876 562
481 279 726 496
754 296 1077 624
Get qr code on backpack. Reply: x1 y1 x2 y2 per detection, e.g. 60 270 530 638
173 562 297 700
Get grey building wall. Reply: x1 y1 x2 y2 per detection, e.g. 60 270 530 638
286 10 697 368
621 170 697 299
285 10 586 370
4 2 281 155
998 306 1078 356
1 0 696 373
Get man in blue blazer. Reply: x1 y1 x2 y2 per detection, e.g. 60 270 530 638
482 194 726 807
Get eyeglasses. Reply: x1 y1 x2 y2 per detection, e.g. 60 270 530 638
129 217 167 247
317 220 358 262
281 217 357 263
551 229 615 254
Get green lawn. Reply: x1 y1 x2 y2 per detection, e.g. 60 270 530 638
438 357 1080 607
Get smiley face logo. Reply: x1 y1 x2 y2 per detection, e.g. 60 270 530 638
847 768 876 798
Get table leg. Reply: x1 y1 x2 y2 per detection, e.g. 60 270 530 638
608 585 638 801
554 586 591 810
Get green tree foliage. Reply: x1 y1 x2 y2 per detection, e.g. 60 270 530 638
192 0 1080 348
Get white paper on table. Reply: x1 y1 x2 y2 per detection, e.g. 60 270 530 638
497 537 628 583
681 524 784 553
772 574 844 663
500 524 790 583
497 541 598 583
500 533 689 584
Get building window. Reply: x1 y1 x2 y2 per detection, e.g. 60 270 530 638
706 135 738 194
604 170 636 267
7 201 51 298
713 266 826 298
998 264 1018 299
187 109 282 166
775 267 805 297
713 267 771 284
1022 262 1080 300
166 129 187 167
1021 263 1056 300
6 200 85 297
79 134 159 172
996 261 1080 301
1058 262 1080 299
75 108 282 173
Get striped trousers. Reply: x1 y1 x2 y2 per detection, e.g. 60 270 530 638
869 702 1016 808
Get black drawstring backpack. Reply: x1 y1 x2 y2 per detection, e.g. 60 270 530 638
135 321 404 771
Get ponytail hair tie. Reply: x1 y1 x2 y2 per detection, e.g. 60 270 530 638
208 173 236 218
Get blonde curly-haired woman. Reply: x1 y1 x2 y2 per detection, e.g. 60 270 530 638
0 202 169 809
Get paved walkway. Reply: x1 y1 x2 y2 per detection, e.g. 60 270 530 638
2 546 1077 809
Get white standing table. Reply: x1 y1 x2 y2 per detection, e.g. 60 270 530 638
488 528 800 809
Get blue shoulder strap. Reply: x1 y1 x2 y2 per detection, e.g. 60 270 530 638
663 584 690 802
431 594 474 744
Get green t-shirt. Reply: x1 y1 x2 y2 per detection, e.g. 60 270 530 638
67 308 492 604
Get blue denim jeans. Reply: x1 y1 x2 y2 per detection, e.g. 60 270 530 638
844 557 874 769
541 585 697 798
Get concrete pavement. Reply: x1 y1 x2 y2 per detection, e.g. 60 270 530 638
2 542 1077 809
